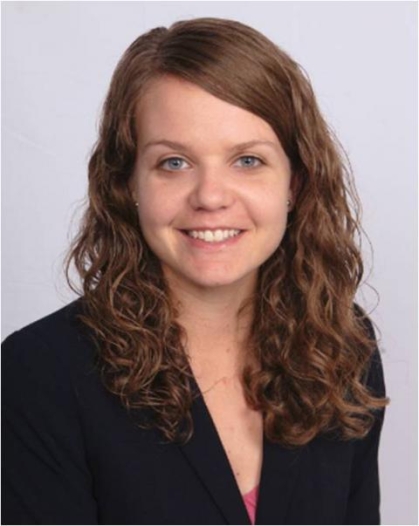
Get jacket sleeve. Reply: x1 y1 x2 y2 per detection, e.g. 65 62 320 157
344 314 387 525
1 328 98 525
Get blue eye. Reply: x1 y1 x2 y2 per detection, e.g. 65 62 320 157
159 157 188 171
236 156 263 168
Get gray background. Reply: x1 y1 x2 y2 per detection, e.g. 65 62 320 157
2 2 417 524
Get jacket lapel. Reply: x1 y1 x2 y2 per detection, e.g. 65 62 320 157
178 377 251 525
178 373 305 525
256 436 305 525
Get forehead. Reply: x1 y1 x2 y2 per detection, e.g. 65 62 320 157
134 76 280 147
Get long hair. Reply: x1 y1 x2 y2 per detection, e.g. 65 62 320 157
66 17 388 446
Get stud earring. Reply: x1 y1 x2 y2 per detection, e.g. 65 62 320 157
287 199 291 207
134 202 138 207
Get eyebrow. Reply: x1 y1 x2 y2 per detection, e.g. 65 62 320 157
141 139 279 153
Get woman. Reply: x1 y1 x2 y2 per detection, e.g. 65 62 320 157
2 17 388 525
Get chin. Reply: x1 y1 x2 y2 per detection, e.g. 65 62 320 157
161 260 259 291
177 269 257 292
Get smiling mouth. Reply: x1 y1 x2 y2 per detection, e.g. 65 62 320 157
181 229 243 243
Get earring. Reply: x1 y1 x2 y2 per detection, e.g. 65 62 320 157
134 202 138 207
287 199 291 207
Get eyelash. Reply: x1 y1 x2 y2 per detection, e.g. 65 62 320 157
157 155 265 171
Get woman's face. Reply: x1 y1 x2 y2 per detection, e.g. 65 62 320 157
131 75 292 294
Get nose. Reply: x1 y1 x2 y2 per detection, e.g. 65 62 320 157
187 166 234 211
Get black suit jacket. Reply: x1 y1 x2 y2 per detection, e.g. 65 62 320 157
2 300 386 525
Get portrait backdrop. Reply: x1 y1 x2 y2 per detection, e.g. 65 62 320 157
2 2 417 525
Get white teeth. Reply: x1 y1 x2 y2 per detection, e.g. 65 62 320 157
186 229 241 242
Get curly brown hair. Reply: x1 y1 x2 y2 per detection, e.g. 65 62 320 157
66 17 388 446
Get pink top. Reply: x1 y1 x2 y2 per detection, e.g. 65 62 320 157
242 484 259 524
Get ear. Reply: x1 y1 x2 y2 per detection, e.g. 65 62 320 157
288 172 302 210
128 174 137 203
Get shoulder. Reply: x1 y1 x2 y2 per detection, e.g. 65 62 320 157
353 302 386 398
2 299 97 386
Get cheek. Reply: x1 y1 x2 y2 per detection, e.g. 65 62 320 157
136 183 179 231
249 186 289 225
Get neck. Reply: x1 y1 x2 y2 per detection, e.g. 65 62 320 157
165 272 257 378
